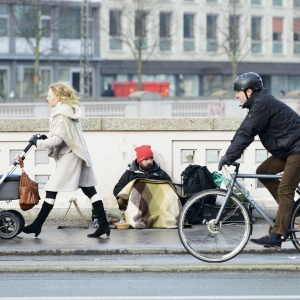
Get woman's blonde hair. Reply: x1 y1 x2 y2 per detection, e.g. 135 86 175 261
49 82 80 106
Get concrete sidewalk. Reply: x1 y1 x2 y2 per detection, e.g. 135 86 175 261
1 221 300 273
0 221 297 255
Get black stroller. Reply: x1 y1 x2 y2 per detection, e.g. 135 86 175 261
0 140 36 239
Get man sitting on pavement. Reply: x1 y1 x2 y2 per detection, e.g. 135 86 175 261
113 145 182 229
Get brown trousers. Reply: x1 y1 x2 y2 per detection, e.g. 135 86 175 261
256 154 300 236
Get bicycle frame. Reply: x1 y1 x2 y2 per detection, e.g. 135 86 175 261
215 163 300 235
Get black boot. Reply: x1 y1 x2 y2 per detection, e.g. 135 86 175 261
22 202 53 237
87 200 110 238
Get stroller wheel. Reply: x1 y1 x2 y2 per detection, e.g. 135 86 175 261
6 210 25 235
0 211 21 239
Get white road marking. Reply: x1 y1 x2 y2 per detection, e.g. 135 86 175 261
1 296 300 300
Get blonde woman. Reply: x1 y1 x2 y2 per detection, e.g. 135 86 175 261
23 82 109 238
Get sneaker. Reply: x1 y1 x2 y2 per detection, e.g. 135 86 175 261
250 234 282 249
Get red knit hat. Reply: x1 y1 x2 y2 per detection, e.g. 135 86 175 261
134 145 153 163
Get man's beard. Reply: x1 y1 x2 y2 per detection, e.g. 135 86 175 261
139 163 153 172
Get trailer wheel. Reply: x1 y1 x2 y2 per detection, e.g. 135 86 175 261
0 211 21 239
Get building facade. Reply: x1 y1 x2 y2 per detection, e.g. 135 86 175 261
100 0 300 97
0 0 101 99
1 0 300 99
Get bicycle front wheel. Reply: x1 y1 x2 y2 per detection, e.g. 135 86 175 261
290 198 300 252
178 189 251 263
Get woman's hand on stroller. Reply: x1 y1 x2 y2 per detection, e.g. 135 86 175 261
29 134 48 147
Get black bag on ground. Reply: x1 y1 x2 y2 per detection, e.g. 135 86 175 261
181 164 216 205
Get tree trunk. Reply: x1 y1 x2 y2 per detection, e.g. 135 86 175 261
137 57 143 91
34 0 40 98
232 59 238 85
34 46 40 97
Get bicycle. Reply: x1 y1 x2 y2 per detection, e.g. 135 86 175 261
178 162 300 263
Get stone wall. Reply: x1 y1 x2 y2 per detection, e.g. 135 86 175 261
0 117 279 220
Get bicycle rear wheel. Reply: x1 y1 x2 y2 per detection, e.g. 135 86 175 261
178 189 251 263
290 198 300 252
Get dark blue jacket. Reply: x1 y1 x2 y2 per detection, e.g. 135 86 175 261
102 88 115 97
226 88 300 161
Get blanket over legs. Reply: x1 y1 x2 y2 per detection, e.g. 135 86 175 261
116 179 182 229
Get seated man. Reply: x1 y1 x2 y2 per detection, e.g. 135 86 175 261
113 145 182 229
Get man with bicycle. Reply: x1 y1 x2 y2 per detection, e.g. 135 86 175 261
218 72 300 248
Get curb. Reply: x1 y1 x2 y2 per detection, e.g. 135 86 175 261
0 247 297 256
0 264 299 273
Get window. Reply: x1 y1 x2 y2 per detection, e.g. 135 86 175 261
273 17 283 53
271 75 288 97
59 69 70 83
273 0 282 5
183 14 194 51
256 150 268 163
35 150 49 164
15 5 37 38
251 17 262 53
229 15 239 40
207 0 217 2
15 5 51 38
110 10 122 50
0 5 8 37
160 12 172 51
0 69 8 99
295 0 300 8
181 150 195 163
256 179 265 189
10 150 23 164
229 15 239 51
35 175 50 189
59 7 81 39
251 0 261 4
207 15 217 52
294 19 300 54
16 67 51 97
206 150 219 164
40 69 51 95
41 8 51 38
17 67 34 97
181 75 199 96
203 74 232 96
229 0 239 3
135 10 147 50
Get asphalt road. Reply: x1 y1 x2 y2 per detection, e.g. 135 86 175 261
1 271 300 299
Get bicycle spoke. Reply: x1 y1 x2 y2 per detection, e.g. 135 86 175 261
178 190 251 262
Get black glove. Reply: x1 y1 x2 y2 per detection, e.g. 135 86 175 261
29 134 47 147
29 134 39 147
218 155 231 171
39 134 48 140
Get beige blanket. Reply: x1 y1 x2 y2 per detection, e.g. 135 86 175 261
116 179 182 229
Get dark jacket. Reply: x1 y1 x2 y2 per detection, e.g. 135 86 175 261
226 88 300 161
102 88 115 97
113 160 172 197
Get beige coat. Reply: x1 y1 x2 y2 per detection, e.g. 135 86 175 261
37 102 97 192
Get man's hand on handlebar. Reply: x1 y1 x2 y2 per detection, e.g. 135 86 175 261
218 155 231 171
29 134 48 147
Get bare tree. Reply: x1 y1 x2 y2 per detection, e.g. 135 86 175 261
12 0 69 97
107 0 164 91
208 1 252 84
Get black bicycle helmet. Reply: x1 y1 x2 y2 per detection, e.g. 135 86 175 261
233 72 263 91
